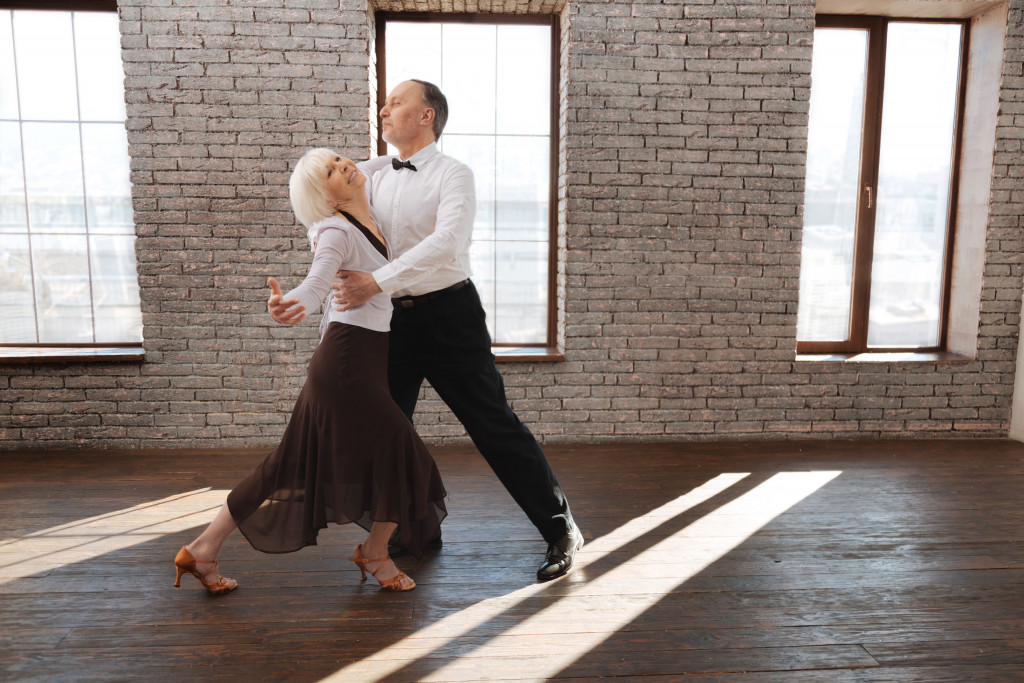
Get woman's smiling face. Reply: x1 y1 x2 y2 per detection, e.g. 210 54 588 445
324 156 366 206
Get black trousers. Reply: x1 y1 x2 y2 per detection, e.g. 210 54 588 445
387 280 572 545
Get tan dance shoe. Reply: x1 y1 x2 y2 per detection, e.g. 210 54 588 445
350 544 416 592
173 546 238 595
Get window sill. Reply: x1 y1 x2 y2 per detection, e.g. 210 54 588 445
0 346 146 364
796 351 974 363
493 346 564 363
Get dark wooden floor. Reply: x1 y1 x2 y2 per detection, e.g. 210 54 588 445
2 440 1023 682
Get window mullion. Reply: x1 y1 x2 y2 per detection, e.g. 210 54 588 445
938 21 970 352
848 17 887 352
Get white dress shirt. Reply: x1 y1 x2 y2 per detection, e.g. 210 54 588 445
285 216 392 334
369 142 476 297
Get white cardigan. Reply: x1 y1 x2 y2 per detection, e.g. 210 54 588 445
284 216 392 334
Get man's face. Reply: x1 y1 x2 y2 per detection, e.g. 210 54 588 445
380 80 430 148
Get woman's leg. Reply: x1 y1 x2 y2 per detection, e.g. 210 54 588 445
359 521 414 589
185 502 237 579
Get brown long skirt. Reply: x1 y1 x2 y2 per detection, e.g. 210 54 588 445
226 322 447 558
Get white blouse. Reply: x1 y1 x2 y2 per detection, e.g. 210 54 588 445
284 216 392 334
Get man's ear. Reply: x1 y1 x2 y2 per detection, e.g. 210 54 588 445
421 107 436 128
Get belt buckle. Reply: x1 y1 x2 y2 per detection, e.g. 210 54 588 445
400 299 415 308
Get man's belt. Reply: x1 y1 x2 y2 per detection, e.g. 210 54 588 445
393 279 470 308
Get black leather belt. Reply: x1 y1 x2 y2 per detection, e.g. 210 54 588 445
393 279 470 308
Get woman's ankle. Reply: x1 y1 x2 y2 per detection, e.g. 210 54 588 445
187 539 217 561
361 541 388 560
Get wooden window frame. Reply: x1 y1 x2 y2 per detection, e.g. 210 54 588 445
0 1 115 10
375 12 561 355
797 14 970 355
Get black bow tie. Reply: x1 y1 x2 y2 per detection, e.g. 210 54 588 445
392 158 417 172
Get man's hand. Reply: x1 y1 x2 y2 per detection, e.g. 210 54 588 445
267 277 305 325
332 270 383 311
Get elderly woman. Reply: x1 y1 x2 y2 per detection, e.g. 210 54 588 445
172 150 446 594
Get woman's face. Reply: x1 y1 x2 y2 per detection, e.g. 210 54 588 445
324 156 366 206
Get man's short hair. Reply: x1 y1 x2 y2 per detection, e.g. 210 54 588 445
412 79 448 140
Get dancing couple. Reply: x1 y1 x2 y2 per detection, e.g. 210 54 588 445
173 80 583 595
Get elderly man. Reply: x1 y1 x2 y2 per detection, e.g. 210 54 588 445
332 79 582 581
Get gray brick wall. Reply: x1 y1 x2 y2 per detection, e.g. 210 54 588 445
2 0 1022 449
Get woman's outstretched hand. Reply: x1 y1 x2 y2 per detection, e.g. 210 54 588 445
267 277 305 325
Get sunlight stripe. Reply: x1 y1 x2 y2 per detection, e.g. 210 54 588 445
320 472 751 681
0 488 227 581
414 471 842 681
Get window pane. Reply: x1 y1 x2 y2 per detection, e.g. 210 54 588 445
868 23 962 348
12 11 79 121
82 123 133 234
74 13 126 122
496 26 550 136
442 134 496 241
470 239 496 340
1 9 140 346
91 234 142 343
22 122 86 234
495 240 547 343
383 18 552 346
32 234 93 343
442 25 496 136
0 121 27 233
496 135 549 242
383 23 441 93
0 233 36 342
797 28 868 343
0 12 19 119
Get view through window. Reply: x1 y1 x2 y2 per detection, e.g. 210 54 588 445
0 8 141 345
798 18 965 352
380 17 555 346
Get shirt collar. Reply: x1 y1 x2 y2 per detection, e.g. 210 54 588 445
401 141 439 169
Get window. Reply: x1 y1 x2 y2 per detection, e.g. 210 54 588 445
376 14 557 348
0 5 142 348
797 16 967 354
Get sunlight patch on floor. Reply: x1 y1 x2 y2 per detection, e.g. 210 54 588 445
319 472 753 681
0 488 227 583
421 470 841 681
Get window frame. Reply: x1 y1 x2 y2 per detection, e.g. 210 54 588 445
374 12 561 352
796 14 970 355
0 1 115 11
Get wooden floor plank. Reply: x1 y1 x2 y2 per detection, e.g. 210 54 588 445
1 440 1023 681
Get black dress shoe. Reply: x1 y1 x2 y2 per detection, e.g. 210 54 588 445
537 525 583 582
388 530 442 558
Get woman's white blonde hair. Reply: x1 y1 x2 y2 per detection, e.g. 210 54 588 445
289 148 338 229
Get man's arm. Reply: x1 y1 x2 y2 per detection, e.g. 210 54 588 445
373 164 476 295
356 155 393 177
333 163 476 311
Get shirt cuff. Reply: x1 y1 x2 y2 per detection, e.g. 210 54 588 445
373 264 401 297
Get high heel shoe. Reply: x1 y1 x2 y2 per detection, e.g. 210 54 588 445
350 544 416 592
173 546 238 595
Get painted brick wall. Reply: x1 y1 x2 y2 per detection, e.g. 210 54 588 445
2 0 1023 449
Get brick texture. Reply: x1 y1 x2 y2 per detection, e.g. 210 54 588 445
2 0 1023 449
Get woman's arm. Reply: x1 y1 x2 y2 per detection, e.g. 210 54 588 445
276 227 351 321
